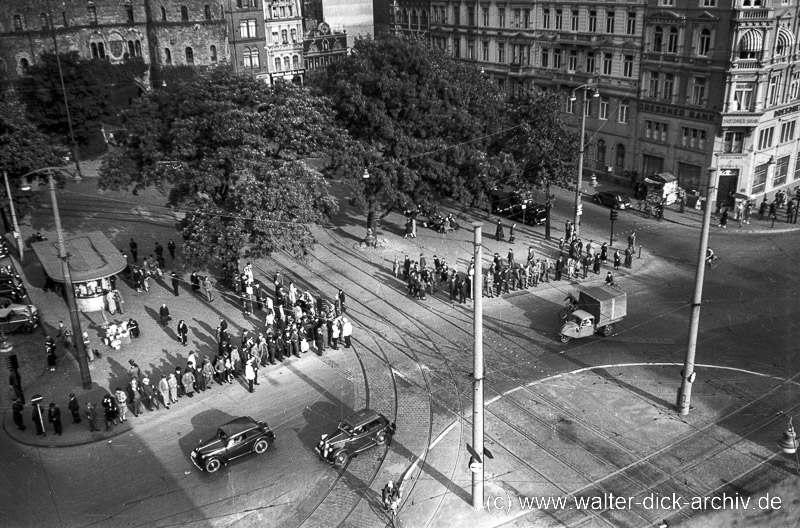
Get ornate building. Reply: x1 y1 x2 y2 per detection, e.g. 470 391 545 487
0 0 228 85
226 0 270 80
264 0 305 83
303 21 347 71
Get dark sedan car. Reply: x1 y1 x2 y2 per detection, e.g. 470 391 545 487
315 409 396 467
191 417 275 473
0 304 39 334
593 191 632 210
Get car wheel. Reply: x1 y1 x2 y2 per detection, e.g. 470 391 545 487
253 439 269 454
559 334 571 344
376 431 390 445
602 324 615 337
204 458 222 473
22 323 34 334
333 450 350 467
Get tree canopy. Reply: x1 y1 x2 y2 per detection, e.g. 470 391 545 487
100 68 348 265
308 35 578 227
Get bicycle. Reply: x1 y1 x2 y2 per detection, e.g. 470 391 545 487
559 300 578 320
385 498 400 520
706 255 718 269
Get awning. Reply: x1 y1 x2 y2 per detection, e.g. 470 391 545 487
645 172 677 185
31 231 127 283
739 30 763 53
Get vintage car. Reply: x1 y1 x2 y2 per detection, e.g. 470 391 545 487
0 275 26 302
190 417 275 473
0 302 39 334
593 191 633 210
0 297 36 319
315 409 396 467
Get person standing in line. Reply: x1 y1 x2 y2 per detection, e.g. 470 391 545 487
159 304 170 326
600 242 609 263
171 273 180 296
337 289 347 314
182 368 196 398
48 403 62 435
128 359 142 381
85 402 97 432
613 250 621 270
331 320 340 350
141 378 156 411
158 375 171 409
245 357 256 393
202 357 214 391
68 393 81 424
177 319 189 346
167 240 176 260
342 318 353 348
167 372 179 404
190 271 200 294
129 378 143 417
115 387 128 422
555 256 564 281
101 393 117 430
129 238 138 262
12 397 25 431
495 219 505 241
314 325 325 355
46 336 57 371
203 275 214 302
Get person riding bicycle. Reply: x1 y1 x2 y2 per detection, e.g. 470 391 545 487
706 248 716 265
564 293 579 311
383 480 401 516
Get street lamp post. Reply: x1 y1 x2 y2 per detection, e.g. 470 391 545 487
569 85 599 239
471 222 484 509
3 172 24 258
677 166 718 415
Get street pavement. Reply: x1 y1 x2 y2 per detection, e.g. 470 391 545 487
2 158 799 528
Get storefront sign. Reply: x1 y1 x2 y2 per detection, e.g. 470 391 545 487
721 115 760 126
638 102 717 123
774 103 800 118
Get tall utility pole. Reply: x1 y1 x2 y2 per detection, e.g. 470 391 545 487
44 0 83 180
677 167 717 415
48 172 91 389
570 85 599 238
3 172 24 258
471 222 484 509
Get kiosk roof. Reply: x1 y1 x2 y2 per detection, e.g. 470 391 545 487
31 231 127 283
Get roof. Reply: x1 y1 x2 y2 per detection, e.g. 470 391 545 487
220 416 260 436
343 408 381 427
30 231 127 283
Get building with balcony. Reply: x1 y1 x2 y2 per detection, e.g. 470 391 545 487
264 0 305 83
303 21 348 71
0 0 228 86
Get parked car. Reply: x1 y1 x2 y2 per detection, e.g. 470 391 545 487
489 188 548 225
315 409 396 467
0 303 39 334
507 202 548 226
190 417 275 473
593 191 632 210
0 297 37 319
0 276 26 302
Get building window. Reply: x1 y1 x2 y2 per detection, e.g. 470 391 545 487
698 28 711 56
599 98 609 120
498 9 505 28
243 47 258 68
555 9 563 30
773 156 789 187
482 8 488 26
483 41 489 61
757 127 774 150
779 120 796 143
585 52 595 73
597 139 606 163
795 157 800 181
752 163 768 194
681 127 707 149
181 6 189 22
789 73 800 101
185 46 194 64
541 48 549 68
660 0 675 5
204 4 211 20
723 132 743 153
524 9 530 28
13 14 23 30
91 42 99 58
281 29 288 43
606 11 615 34
653 26 663 52
553 49 562 69
498 42 504 63
291 28 297 42
733 83 754 111
469 7 476 26
568 50 577 71
454 38 460 58
41 13 49 29
691 77 706 105
623 55 634 77
542 8 550 29
648 72 660 97
645 120 669 142
468 39 475 60
615 144 626 169
240 19 257 37
702 0 716 5
88 6 97 24
626 12 636 35
274 57 281 70
768 75 781 106
618 102 629 123
161 7 167 21
571 10 579 31
125 4 134 22
164 47 172 64
667 27 679 53
210 44 217 62
283 57 290 70
588 11 597 32
135 40 141 56
663 73 674 101
602 53 612 75
566 97 575 114
293 55 299 69
453 6 459 25
19 58 30 74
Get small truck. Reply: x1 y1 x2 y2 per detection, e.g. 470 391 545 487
558 286 627 343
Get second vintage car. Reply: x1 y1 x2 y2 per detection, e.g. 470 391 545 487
593 191 633 210
315 409 396 467
190 416 275 473
0 302 39 334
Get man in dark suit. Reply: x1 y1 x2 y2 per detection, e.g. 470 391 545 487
171 272 180 296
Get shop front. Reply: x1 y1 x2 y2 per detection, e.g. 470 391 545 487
31 231 127 312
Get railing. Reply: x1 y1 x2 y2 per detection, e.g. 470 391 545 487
732 59 762 69
736 9 770 20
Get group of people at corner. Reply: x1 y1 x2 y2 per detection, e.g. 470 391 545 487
717 191 797 228
393 220 635 302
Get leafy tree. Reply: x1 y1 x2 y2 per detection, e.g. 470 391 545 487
308 35 507 229
100 68 347 263
17 52 147 146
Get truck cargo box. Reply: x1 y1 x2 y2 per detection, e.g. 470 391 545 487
578 286 627 326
